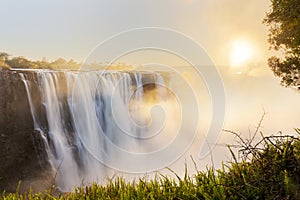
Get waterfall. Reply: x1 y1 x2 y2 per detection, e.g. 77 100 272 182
20 70 178 191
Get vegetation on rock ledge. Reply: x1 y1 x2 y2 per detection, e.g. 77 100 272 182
0 52 134 71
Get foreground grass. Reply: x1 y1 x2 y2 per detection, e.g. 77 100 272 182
2 132 300 200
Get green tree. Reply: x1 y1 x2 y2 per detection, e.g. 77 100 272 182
264 0 300 90
6 57 38 69
49 58 67 69
0 52 9 61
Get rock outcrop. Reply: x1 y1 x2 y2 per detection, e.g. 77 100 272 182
0 70 50 192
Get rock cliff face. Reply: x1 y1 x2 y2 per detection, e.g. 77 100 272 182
0 70 50 192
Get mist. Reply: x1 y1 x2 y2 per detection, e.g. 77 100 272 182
1 0 300 192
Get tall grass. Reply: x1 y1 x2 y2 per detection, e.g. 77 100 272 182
1 131 300 200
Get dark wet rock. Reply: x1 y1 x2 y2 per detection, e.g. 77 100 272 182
0 70 50 192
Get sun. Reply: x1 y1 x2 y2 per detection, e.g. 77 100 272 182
230 39 254 68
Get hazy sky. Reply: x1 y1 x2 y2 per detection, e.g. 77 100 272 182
0 0 270 65
1 0 300 168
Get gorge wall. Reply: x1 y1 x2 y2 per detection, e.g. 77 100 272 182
0 70 50 192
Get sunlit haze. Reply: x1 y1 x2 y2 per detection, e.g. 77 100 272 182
230 39 255 68
1 0 300 172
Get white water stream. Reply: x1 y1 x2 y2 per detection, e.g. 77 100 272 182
20 70 182 191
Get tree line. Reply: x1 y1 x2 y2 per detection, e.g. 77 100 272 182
0 52 80 70
0 52 134 71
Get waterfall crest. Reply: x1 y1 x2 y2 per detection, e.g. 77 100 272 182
21 70 179 191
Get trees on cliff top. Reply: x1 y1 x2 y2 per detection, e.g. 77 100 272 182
0 52 80 70
0 52 132 70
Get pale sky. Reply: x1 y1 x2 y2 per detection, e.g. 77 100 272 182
0 0 270 66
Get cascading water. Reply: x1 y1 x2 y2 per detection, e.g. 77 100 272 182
20 70 180 191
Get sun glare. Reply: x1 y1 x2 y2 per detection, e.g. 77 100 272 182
230 39 254 68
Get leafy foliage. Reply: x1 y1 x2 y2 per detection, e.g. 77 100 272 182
264 0 300 90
